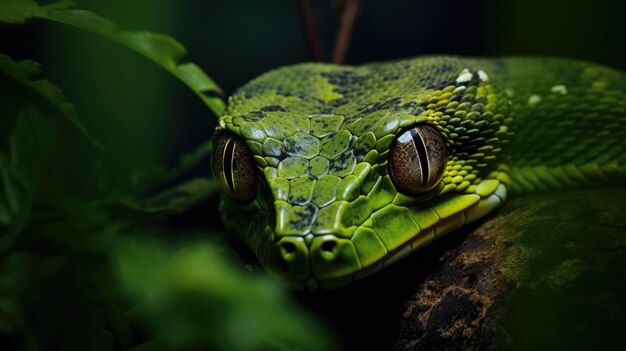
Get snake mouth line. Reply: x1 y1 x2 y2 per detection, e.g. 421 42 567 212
272 179 508 291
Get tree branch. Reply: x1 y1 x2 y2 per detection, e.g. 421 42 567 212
331 0 359 64
296 0 325 62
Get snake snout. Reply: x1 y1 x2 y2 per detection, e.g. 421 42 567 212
270 234 361 290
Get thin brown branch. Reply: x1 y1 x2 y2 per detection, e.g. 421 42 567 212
296 0 325 62
331 0 359 64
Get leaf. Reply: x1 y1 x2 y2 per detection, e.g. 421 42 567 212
145 139 215 187
12 196 338 351
115 238 339 351
0 250 120 350
0 0 70 24
0 54 104 253
102 178 218 223
0 0 226 117
0 54 101 149
0 53 105 252
0 104 58 253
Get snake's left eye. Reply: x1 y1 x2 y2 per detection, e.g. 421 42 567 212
212 134 258 201
389 125 447 194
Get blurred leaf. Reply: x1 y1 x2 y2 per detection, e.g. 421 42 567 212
115 238 338 351
103 178 218 223
0 0 226 117
15 197 338 351
0 54 100 149
0 104 58 253
146 139 215 187
135 177 217 213
0 240 122 350
0 53 106 253
0 0 70 24
0 252 31 335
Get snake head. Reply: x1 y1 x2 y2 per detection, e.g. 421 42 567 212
212 58 514 290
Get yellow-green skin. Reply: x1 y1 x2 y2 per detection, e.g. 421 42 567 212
214 56 625 290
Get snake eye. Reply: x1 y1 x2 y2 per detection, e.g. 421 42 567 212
389 125 447 194
212 134 258 201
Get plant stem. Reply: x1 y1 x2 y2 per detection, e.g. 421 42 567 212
331 0 359 64
296 0 325 62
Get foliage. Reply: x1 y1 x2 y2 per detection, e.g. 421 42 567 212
0 1 336 350
0 0 225 117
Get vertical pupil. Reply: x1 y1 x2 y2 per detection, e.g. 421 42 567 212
409 128 430 187
223 137 236 193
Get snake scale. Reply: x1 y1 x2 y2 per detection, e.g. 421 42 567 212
211 56 625 290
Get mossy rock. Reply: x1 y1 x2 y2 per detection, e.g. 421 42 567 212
394 187 626 350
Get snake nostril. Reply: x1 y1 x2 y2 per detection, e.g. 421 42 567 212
321 240 338 254
281 242 296 255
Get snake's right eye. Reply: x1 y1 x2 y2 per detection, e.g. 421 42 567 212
211 134 258 202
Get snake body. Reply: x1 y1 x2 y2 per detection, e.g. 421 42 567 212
213 57 625 290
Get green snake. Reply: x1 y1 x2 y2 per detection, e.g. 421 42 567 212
211 56 625 290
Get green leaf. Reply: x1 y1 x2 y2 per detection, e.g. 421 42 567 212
12 195 337 351
0 104 58 253
0 0 226 117
0 54 101 149
0 0 71 24
102 178 218 223
115 239 339 351
0 53 104 252
0 53 106 253
145 139 215 187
